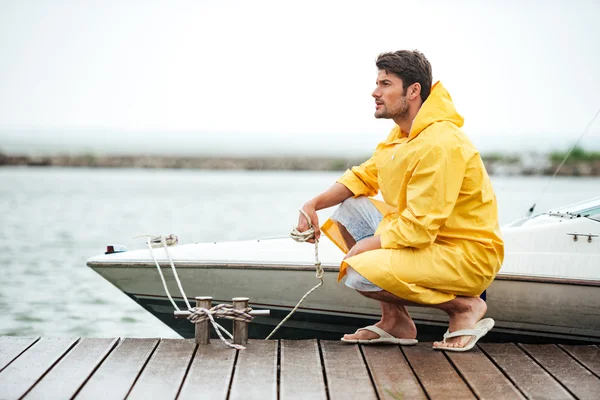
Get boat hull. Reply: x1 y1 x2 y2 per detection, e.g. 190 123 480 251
92 263 600 343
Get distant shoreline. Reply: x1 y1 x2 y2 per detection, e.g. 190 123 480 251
1 152 599 176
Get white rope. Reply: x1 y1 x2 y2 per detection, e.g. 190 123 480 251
138 214 325 345
188 304 254 323
160 236 192 310
136 234 192 310
188 307 248 350
137 234 181 311
265 209 324 340
138 233 246 349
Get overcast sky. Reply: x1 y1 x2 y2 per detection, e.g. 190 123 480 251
1 0 599 156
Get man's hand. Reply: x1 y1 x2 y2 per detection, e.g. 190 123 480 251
297 202 320 243
344 236 381 260
295 184 354 244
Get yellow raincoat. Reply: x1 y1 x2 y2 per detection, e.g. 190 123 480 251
321 82 504 304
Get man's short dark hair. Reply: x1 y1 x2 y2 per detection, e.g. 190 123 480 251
376 50 433 103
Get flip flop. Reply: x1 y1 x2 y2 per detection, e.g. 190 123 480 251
433 318 495 352
341 325 418 345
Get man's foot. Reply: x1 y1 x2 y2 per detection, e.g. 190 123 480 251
342 308 417 341
433 296 488 350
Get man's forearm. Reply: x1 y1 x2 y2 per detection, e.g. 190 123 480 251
306 183 354 211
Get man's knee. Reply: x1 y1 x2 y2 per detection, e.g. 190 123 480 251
338 196 369 212
334 196 366 229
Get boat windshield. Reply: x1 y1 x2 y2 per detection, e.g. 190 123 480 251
504 196 600 227
553 196 600 217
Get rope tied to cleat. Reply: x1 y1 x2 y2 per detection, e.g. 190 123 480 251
136 233 248 349
187 305 254 350
137 208 324 346
188 304 254 324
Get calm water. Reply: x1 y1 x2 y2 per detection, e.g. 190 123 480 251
1 167 599 338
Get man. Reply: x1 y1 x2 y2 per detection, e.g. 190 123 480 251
296 50 504 351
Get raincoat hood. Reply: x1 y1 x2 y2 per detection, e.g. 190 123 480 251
408 81 464 141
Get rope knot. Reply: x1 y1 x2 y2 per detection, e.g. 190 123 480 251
188 304 255 324
315 264 324 279
138 233 247 350
290 209 316 243
186 303 254 350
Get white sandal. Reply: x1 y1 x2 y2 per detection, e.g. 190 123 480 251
433 318 495 352
341 325 418 345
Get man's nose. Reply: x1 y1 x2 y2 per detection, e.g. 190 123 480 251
372 88 380 98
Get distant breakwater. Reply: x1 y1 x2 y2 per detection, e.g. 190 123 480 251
1 152 600 176
0 153 365 172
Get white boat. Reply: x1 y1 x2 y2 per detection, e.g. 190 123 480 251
87 197 600 343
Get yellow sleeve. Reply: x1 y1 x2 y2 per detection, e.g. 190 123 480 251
336 155 379 197
379 143 467 249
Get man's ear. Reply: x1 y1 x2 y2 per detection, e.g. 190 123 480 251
409 83 421 100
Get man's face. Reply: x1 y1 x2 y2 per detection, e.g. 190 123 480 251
372 70 409 120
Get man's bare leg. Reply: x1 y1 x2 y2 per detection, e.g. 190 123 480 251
335 221 417 340
349 289 487 349
342 300 417 340
335 221 356 249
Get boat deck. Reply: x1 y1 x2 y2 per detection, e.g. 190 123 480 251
1 336 599 399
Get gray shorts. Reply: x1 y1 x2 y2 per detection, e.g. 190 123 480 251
330 196 384 292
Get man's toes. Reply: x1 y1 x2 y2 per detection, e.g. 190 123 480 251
343 333 359 340
433 339 468 349
450 338 471 348
343 331 378 341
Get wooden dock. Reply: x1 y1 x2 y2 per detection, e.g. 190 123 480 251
0 336 599 399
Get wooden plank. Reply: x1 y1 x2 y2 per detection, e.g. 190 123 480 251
402 342 475 399
280 340 326 400
127 339 196 400
362 345 426 400
178 342 236 400
446 346 525 399
0 337 78 400
75 338 159 400
320 341 377 400
23 338 118 400
480 343 574 399
559 345 600 377
0 337 39 372
520 344 600 400
229 340 278 400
